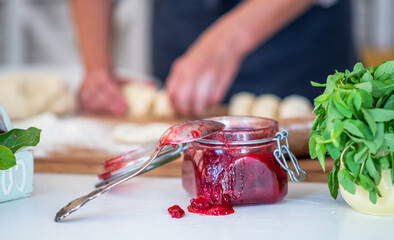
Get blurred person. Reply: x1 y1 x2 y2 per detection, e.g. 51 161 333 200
71 0 357 116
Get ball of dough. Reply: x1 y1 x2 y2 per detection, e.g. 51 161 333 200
112 123 171 144
122 82 157 117
0 72 76 120
152 90 174 117
251 94 281 119
229 92 256 116
279 95 313 119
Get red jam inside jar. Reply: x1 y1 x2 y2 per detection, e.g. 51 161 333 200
182 116 288 215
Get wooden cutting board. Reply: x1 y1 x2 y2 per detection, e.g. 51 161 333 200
34 114 331 182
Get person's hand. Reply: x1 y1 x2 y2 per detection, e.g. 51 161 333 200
166 17 248 116
78 70 128 116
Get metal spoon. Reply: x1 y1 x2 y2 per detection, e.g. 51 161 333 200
54 120 225 222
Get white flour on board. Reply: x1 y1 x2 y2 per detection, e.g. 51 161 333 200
13 113 170 158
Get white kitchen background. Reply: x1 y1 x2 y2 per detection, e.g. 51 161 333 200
0 0 393 75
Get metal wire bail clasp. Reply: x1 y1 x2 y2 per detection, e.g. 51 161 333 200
273 130 307 182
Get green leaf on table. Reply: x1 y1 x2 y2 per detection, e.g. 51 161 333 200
0 127 41 153
338 169 356 194
343 119 373 140
333 92 352 118
0 145 16 170
368 108 394 122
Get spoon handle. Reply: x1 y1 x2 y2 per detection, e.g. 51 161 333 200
54 146 163 222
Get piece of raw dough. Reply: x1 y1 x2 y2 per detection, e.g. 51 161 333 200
251 94 281 119
122 82 157 117
278 95 313 119
152 90 174 117
229 92 256 116
0 72 76 120
112 122 171 144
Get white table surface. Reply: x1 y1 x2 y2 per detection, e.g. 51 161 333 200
1 173 393 240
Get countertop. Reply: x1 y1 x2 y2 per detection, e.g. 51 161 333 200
1 173 393 240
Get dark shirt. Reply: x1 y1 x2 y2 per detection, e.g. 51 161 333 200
152 0 357 101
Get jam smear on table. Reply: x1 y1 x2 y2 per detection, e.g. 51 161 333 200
168 205 185 218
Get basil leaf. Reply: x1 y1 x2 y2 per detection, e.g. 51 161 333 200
366 157 380 185
379 155 390 169
359 175 375 192
353 62 366 77
361 108 377 136
309 135 317 159
354 144 368 164
343 119 373 140
0 127 41 153
345 150 360 178
374 61 394 79
381 133 394 152
361 71 373 83
328 170 339 199
369 190 377 205
383 95 394 110
364 140 377 154
353 91 362 110
333 92 352 118
368 108 394 122
316 143 326 172
374 123 385 150
311 81 326 87
370 80 390 98
331 119 343 139
338 169 356 194
355 82 372 93
326 143 341 160
0 145 17 170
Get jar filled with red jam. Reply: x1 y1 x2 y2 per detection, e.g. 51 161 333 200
182 116 305 210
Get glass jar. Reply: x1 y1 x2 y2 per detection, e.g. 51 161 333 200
182 116 305 205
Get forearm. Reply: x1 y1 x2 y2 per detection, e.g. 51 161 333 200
71 0 114 73
221 0 315 58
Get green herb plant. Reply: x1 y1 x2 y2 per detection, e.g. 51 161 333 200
0 127 41 170
309 61 394 204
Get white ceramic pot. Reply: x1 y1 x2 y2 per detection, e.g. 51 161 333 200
340 169 394 215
